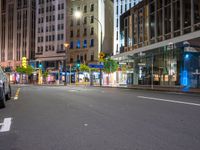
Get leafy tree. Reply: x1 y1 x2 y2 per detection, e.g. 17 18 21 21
25 65 34 76
43 71 49 78
80 64 90 72
103 57 118 74
16 66 26 74
90 68 98 72
16 66 34 83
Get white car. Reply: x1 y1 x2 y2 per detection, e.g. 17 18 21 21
0 66 11 108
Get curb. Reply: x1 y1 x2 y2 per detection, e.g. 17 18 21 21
94 85 200 95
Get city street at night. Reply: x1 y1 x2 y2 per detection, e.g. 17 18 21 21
0 85 200 150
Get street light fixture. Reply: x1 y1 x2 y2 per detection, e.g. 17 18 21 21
74 11 82 19
73 11 103 86
64 43 69 86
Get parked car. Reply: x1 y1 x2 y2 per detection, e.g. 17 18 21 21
0 66 11 108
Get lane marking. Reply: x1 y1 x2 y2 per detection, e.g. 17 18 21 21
14 88 20 100
0 118 12 132
138 96 200 107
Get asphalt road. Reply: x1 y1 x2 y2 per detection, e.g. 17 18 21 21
0 85 200 150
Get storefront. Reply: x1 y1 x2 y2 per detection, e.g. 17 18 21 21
114 41 200 88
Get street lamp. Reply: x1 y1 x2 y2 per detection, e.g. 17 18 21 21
64 43 69 86
74 11 103 86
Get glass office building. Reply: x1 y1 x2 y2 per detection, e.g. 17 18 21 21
113 0 200 88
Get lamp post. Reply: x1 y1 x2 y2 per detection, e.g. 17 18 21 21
64 43 69 86
74 11 103 86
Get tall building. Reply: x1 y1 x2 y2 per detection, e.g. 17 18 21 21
113 0 200 88
0 0 36 69
66 0 113 65
113 0 141 55
35 0 67 70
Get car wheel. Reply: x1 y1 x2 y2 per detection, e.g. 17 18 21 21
6 85 11 100
0 90 6 108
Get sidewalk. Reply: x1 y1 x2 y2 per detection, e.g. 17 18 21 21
97 84 200 94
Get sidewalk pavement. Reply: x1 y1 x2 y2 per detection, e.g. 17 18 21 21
98 84 200 94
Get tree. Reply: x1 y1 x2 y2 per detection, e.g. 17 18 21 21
16 66 26 74
43 71 49 78
42 71 49 84
103 57 118 74
16 65 34 83
79 64 90 83
103 57 118 85
25 65 34 76
80 64 90 72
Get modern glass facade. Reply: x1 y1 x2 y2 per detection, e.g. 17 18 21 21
114 0 200 88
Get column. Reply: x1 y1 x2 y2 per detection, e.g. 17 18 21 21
171 0 174 38
180 0 183 35
191 0 194 32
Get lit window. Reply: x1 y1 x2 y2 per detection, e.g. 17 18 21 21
83 40 87 48
90 39 94 47
77 40 81 48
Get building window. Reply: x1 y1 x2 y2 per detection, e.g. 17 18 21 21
90 39 94 47
83 28 87 36
194 0 200 25
90 27 94 35
70 19 73 26
173 0 180 31
91 16 94 23
70 41 73 49
84 5 87 13
77 55 80 61
77 40 80 48
84 17 87 24
61 3 64 9
91 54 94 61
77 29 80 37
164 4 171 34
157 9 163 36
90 4 94 12
150 13 155 38
70 8 73 15
83 40 87 48
70 30 73 38
70 58 73 63
183 1 191 28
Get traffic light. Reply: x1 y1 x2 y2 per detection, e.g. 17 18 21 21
22 57 27 68
99 52 105 62
39 63 42 68
76 60 80 68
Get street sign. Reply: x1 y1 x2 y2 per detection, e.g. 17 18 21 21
88 64 104 69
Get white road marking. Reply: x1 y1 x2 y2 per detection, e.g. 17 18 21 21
68 89 77 92
138 96 200 107
0 118 12 132
14 97 18 100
